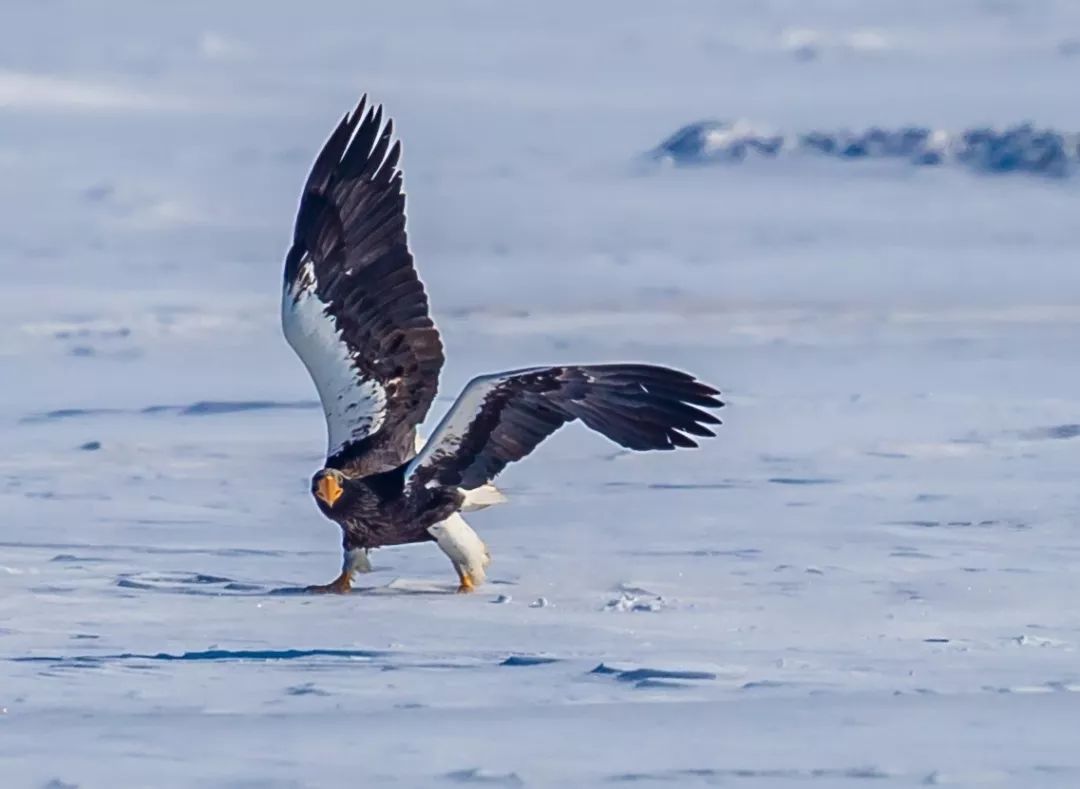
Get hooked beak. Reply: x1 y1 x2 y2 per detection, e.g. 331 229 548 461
316 475 344 507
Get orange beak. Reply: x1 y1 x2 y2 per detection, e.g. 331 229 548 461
316 475 344 507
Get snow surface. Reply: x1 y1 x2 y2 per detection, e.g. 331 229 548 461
3 0 1080 786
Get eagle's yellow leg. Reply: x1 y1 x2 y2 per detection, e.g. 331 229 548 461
455 567 477 594
305 570 352 595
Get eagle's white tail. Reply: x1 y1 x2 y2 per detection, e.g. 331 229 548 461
415 433 506 512
460 484 507 512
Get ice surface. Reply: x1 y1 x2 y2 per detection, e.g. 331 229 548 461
4 0 1080 786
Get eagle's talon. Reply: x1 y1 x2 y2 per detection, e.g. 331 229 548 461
455 570 477 594
305 572 352 595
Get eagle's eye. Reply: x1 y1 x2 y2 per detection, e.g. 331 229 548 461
314 473 344 507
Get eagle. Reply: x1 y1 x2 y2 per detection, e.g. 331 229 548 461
281 96 724 594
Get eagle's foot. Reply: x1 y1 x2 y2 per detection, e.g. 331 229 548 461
455 568 478 594
305 571 352 595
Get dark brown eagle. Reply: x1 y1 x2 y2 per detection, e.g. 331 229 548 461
282 96 724 594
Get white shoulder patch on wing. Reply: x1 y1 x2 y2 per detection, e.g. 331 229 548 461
282 260 387 458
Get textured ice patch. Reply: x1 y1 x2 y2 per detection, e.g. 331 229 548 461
445 768 524 786
15 648 385 665
603 592 665 612
649 121 1079 176
499 655 559 667
22 399 316 423
589 663 727 690
610 765 897 783
650 120 784 165
114 570 264 594
1019 424 1080 441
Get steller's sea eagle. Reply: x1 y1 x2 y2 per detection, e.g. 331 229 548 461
282 96 723 594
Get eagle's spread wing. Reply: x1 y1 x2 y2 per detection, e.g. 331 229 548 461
405 364 723 491
282 97 444 474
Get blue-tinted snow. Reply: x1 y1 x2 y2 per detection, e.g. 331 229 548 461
4 0 1080 786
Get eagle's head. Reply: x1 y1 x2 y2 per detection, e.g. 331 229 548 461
312 468 347 510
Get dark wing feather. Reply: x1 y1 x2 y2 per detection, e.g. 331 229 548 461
282 97 444 475
406 364 723 491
